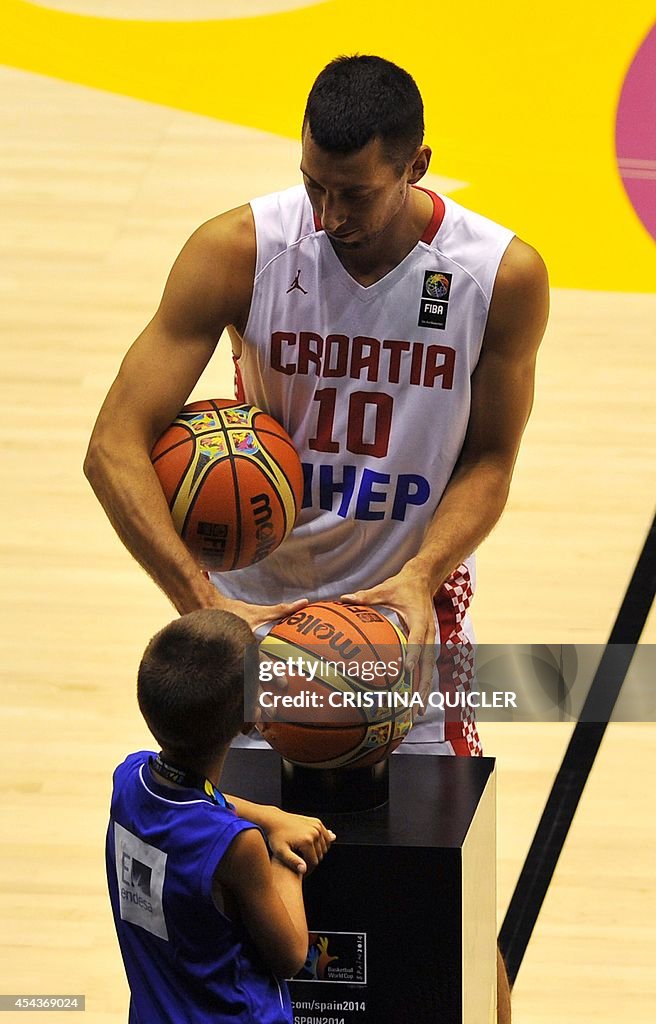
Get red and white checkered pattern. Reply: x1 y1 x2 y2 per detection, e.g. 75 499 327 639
441 566 473 631
436 564 483 757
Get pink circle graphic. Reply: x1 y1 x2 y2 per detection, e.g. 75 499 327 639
616 22 656 242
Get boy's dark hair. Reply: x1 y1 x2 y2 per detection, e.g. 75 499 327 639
303 55 424 169
137 610 256 766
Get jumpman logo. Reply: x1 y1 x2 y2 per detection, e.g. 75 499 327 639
286 269 308 294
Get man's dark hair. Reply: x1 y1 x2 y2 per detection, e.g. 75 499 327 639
137 609 256 766
303 54 424 169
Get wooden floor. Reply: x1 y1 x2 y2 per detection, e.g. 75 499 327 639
1 64 655 1023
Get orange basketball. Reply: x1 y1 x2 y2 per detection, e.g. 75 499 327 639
151 399 303 571
257 602 414 769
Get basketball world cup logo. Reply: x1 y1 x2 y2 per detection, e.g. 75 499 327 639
182 411 219 433
424 272 451 300
198 435 228 460
223 407 251 426
232 430 259 454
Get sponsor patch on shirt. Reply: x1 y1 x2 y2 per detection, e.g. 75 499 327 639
418 271 453 330
114 822 168 940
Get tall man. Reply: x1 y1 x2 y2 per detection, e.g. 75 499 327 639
86 56 549 1021
86 54 547 742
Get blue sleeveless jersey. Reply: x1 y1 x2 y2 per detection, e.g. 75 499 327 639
106 751 293 1024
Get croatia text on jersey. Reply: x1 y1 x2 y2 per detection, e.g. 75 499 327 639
271 332 456 388
272 332 453 523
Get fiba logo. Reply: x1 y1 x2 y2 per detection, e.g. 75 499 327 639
423 272 452 300
419 271 453 329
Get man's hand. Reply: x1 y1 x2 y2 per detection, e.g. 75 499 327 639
218 595 308 733
341 564 437 714
212 592 308 633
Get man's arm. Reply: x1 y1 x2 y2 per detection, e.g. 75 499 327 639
342 237 550 696
84 206 306 627
213 827 309 978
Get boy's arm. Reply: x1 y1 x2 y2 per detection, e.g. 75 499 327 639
213 827 308 978
225 797 336 874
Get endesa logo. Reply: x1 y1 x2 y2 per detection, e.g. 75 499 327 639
121 852 154 914
120 888 153 915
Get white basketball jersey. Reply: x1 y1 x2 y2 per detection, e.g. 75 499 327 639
213 184 513 747
215 183 512 602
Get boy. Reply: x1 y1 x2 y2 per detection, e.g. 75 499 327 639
106 609 335 1023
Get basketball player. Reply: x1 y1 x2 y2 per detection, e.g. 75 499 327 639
108 609 333 1023
87 55 549 1021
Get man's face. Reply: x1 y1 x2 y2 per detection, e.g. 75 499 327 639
300 128 409 251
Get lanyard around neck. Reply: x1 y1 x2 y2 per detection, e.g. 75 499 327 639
149 753 227 807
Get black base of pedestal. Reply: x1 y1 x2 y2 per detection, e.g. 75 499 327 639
221 748 496 1024
281 758 389 814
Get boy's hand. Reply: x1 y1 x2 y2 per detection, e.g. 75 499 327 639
225 798 336 874
266 808 336 875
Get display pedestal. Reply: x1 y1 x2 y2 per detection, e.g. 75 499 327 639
222 749 496 1024
281 759 389 813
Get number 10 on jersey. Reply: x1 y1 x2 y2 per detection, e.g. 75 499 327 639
309 389 393 458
